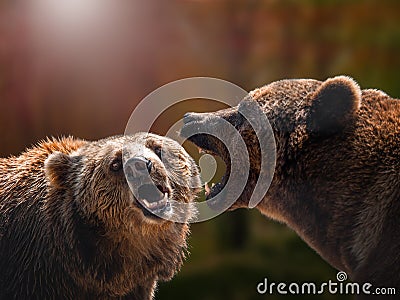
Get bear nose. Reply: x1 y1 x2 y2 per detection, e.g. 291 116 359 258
125 156 152 178
183 112 197 124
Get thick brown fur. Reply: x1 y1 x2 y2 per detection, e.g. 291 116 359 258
182 76 400 299
0 133 200 299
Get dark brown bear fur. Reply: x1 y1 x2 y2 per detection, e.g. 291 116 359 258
0 133 200 299
182 76 400 298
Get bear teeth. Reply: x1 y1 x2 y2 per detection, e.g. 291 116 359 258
204 182 211 196
140 193 169 210
141 199 151 207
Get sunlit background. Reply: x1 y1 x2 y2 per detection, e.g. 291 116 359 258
1 0 399 299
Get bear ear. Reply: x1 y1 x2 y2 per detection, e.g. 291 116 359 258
44 152 73 187
307 76 361 136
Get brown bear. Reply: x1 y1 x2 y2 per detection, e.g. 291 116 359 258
182 76 400 298
0 133 201 299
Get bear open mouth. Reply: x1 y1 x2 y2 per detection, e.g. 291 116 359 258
136 184 171 218
180 115 231 202
196 145 230 200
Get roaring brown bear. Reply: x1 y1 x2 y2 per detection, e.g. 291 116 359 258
182 76 400 298
0 133 201 299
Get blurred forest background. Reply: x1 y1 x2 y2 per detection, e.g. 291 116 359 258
1 0 399 299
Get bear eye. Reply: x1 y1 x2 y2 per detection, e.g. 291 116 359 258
110 158 123 172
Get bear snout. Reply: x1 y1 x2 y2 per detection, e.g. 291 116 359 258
125 156 152 181
183 112 202 125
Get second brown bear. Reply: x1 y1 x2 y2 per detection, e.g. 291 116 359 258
182 76 400 297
